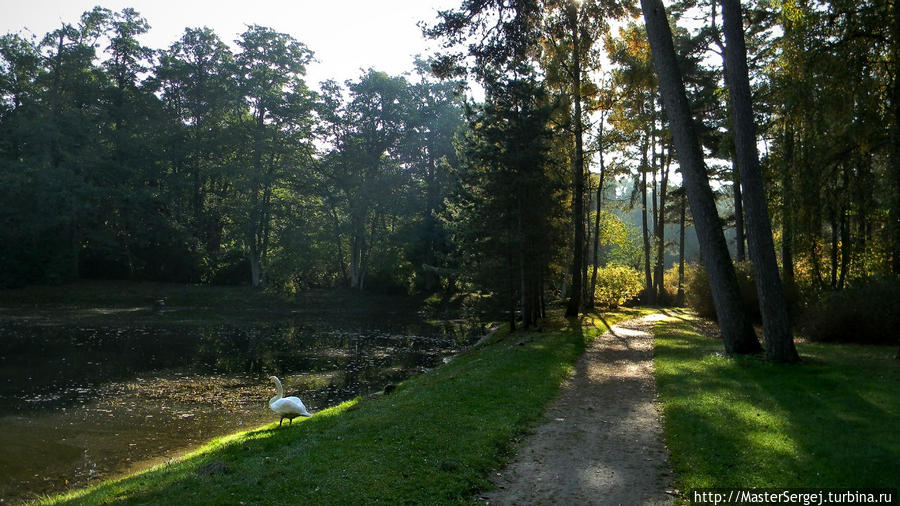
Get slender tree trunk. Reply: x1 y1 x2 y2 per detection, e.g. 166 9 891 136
641 0 760 354
589 150 606 307
350 215 366 290
249 253 262 287
830 207 839 289
566 8 585 317
641 141 655 304
837 165 851 289
423 148 439 292
732 160 746 261
582 177 593 305
677 191 687 306
651 135 659 253
782 119 796 298
721 0 798 362
838 207 849 290
655 146 671 300
711 0 746 263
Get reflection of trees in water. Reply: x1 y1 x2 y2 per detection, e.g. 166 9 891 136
2 317 478 415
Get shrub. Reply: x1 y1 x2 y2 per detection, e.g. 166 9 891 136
799 278 900 345
684 261 759 322
663 263 698 306
592 264 643 308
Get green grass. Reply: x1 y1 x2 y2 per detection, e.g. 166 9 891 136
40 308 648 505
652 311 900 490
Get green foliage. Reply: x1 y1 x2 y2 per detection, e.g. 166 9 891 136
654 314 900 489
799 278 900 345
0 8 467 293
597 210 643 269
445 77 568 323
591 264 642 308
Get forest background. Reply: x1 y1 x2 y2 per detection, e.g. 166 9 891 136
1 0 898 347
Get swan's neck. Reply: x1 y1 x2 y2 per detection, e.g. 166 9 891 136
270 377 284 405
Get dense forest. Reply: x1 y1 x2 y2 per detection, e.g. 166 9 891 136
1 1 898 350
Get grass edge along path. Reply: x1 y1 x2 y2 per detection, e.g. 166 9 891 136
651 311 900 493
40 308 651 505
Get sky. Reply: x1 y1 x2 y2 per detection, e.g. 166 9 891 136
0 0 460 88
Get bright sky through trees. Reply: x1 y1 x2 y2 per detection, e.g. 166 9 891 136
0 0 459 88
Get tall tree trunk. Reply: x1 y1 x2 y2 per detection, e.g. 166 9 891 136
423 148 439 292
566 7 585 317
641 0 760 354
641 141 655 305
582 177 593 305
837 165 851 289
506 224 517 332
249 252 262 288
350 215 367 290
651 135 659 254
677 191 687 306
830 206 839 289
782 119 796 299
655 146 671 300
589 148 606 307
721 0 798 362
838 207 849 290
711 0 746 263
732 160 746 261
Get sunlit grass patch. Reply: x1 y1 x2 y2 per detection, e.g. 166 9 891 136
653 315 900 491
39 308 647 505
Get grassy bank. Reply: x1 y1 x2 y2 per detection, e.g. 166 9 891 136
42 308 646 505
652 311 900 490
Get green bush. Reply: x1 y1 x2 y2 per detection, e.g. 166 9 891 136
592 264 643 308
684 261 759 321
799 278 900 345
663 263 697 306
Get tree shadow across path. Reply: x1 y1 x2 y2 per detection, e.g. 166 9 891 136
480 314 675 505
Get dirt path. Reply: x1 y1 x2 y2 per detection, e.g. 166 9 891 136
481 314 675 505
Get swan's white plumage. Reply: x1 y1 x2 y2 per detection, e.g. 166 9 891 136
268 376 312 426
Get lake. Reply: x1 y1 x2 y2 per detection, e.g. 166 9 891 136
0 305 480 503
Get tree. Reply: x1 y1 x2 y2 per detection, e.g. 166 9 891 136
448 78 566 328
640 0 761 354
317 71 411 290
234 25 315 287
542 0 633 315
606 22 665 305
154 27 241 265
720 0 798 362
401 60 466 292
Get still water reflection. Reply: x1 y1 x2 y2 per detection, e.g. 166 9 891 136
0 315 478 502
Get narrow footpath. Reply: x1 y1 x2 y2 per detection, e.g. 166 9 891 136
481 314 676 505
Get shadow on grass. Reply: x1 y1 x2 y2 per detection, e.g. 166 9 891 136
654 318 900 489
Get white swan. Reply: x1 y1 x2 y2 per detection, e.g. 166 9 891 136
268 376 312 426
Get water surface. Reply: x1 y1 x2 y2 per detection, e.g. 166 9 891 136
0 309 478 502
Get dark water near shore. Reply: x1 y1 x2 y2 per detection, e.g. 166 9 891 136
0 311 479 503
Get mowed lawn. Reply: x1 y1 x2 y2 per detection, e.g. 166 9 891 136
652 311 900 490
